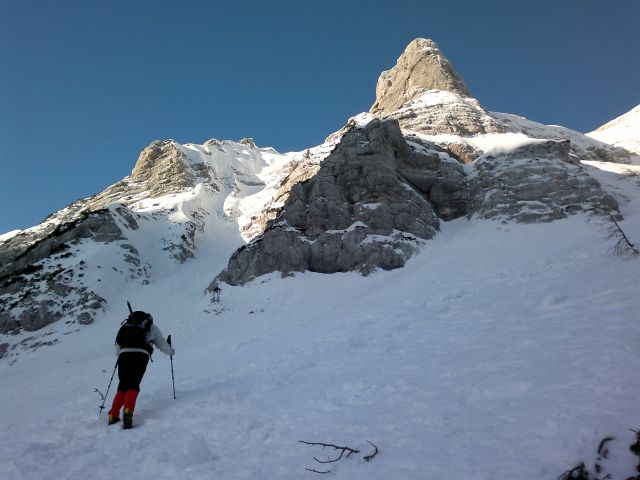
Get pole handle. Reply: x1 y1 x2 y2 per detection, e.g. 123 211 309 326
167 335 172 347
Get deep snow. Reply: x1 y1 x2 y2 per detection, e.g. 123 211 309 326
1 159 640 480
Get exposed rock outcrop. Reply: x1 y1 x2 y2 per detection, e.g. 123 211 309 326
468 140 619 222
371 38 472 115
237 153 322 242
0 207 134 334
131 140 202 196
386 90 507 140
494 112 637 164
360 39 507 162
0 206 135 279
213 120 621 287
212 118 468 286
364 38 633 165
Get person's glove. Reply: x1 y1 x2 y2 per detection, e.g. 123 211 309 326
169 347 175 356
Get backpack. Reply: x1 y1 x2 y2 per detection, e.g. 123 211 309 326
116 311 154 355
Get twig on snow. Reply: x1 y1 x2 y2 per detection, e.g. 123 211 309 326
305 468 331 474
363 441 379 462
557 463 587 480
597 436 615 459
94 388 105 402
606 213 639 256
299 441 360 464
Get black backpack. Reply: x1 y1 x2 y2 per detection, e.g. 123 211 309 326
116 311 154 355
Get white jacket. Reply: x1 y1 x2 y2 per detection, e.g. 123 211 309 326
115 324 175 357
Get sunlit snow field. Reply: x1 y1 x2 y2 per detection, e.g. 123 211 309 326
1 162 639 480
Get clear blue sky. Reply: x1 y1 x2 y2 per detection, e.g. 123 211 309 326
1 0 639 234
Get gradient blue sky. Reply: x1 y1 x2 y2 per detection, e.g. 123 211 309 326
1 0 639 234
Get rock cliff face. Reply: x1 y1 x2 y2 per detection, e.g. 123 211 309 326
363 39 636 165
0 140 206 324
131 140 211 196
391 91 507 138
468 140 618 222
213 119 461 285
213 117 620 285
0 139 216 344
371 38 472 115
211 38 626 286
0 206 136 335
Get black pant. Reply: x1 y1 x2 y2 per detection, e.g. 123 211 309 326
117 352 149 392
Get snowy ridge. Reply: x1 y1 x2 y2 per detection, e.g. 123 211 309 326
0 230 20 242
400 91 637 163
332 90 636 166
587 104 640 157
493 111 639 163
0 137 323 356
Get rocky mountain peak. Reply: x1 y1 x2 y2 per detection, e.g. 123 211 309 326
370 38 473 116
130 140 197 195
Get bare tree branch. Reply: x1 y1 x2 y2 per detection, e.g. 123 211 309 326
557 463 587 480
606 213 639 256
299 439 379 474
305 468 331 474
299 440 360 463
363 441 379 462
94 388 105 402
597 436 615 459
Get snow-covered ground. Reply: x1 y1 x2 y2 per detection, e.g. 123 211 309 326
587 104 640 156
1 160 639 480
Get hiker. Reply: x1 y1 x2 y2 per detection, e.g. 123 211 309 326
213 285 221 303
211 282 221 303
107 310 174 429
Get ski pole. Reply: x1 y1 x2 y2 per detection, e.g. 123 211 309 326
167 335 176 400
99 359 118 414
127 300 133 314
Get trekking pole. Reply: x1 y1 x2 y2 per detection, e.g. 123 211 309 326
167 335 176 400
99 359 118 414
127 301 133 314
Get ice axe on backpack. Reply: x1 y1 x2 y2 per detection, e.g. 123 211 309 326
167 335 176 400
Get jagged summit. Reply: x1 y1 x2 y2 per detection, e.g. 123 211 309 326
370 38 473 116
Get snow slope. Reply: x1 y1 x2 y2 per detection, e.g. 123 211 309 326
0 230 20 243
491 111 639 163
1 162 639 479
587 104 640 156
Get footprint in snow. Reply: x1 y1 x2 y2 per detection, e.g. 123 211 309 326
540 294 569 310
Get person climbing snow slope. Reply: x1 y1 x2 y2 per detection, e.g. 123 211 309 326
107 310 174 429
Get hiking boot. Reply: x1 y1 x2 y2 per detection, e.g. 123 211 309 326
123 409 133 429
108 415 120 426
